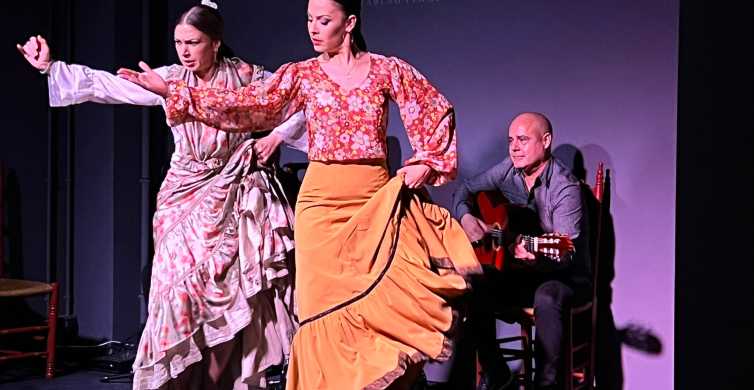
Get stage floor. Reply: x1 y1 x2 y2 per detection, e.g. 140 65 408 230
0 362 131 390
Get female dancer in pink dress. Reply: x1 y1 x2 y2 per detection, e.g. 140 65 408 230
18 3 305 389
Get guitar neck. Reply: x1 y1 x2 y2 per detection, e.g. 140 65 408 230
487 232 544 252
521 234 572 262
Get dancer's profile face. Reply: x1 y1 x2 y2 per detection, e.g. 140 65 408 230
174 23 219 76
307 0 356 53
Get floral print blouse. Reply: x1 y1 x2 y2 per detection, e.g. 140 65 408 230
165 53 457 185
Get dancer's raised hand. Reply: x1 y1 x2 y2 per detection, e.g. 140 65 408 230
117 61 168 97
17 35 51 71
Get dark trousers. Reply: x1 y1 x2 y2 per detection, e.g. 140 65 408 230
471 266 588 388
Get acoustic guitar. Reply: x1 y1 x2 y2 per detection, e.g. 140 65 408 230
470 191 575 270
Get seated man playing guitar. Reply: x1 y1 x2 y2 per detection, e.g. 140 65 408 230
452 112 591 390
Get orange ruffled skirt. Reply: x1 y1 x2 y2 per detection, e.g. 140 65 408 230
285 162 481 389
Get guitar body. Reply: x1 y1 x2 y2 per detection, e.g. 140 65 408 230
472 191 574 271
473 191 510 271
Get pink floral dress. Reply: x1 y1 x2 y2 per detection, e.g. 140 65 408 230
46 57 306 389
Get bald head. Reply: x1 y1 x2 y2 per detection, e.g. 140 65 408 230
508 112 553 173
509 112 552 138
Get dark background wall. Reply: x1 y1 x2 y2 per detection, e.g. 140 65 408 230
0 1 750 389
0 0 171 342
675 1 752 389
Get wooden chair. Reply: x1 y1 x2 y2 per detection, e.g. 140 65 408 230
0 280 59 378
0 161 59 379
495 162 608 390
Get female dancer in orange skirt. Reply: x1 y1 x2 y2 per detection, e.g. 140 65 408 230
121 1 481 388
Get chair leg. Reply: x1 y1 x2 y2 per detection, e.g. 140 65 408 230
521 323 533 390
587 312 597 389
45 283 59 379
563 311 574 390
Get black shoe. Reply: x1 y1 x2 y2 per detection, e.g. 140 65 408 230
477 370 515 390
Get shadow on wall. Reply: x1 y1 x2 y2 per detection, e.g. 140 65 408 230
558 143 628 211
555 144 663 389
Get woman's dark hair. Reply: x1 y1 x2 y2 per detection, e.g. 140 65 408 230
176 5 235 60
332 0 368 52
